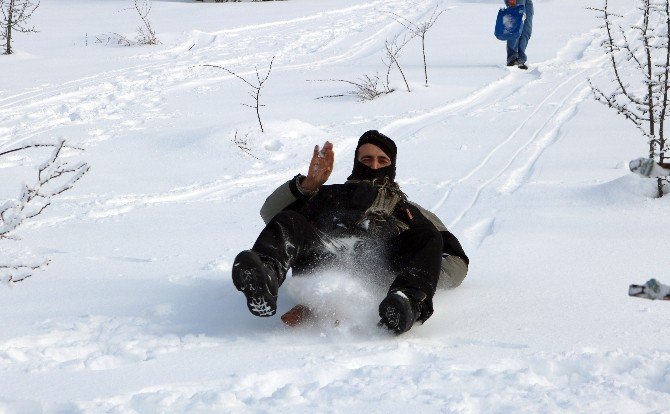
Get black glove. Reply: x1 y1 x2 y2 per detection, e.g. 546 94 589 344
395 201 436 230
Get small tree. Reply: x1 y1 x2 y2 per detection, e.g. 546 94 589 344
133 0 159 45
203 56 275 132
589 0 670 197
0 0 40 55
390 5 445 86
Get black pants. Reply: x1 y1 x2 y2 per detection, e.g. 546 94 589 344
252 210 443 320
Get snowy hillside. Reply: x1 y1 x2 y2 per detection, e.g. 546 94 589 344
1 0 670 412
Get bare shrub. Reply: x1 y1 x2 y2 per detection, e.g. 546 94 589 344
390 5 445 86
0 140 90 284
134 0 159 45
95 32 133 47
312 73 393 102
94 0 159 47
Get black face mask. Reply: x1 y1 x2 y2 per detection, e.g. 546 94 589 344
348 158 396 181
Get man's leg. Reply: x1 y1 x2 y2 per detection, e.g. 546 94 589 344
251 210 322 277
380 227 443 333
507 37 520 65
232 210 323 317
517 0 533 64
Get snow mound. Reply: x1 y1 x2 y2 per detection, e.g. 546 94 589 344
583 174 660 202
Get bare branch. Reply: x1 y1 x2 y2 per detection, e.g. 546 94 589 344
232 130 260 160
202 56 275 132
658 0 670 160
383 35 412 92
592 1 647 106
1 140 89 252
590 79 653 139
310 74 394 101
389 5 445 86
0 258 49 284
0 142 84 159
202 64 257 89
0 138 88 284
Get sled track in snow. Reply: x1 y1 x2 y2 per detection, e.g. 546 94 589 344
445 75 594 229
78 172 289 221
0 0 434 153
0 62 158 111
381 31 609 235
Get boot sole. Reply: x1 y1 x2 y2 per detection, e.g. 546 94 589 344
379 293 414 334
232 251 277 317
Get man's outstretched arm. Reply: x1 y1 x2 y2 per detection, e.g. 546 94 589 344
301 141 334 193
260 141 334 224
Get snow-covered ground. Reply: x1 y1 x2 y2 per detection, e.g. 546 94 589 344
1 0 670 412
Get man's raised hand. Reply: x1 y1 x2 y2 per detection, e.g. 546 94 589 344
301 141 334 193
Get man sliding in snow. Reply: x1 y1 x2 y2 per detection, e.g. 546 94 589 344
232 130 468 334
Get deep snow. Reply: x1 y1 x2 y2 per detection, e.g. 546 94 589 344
1 0 670 412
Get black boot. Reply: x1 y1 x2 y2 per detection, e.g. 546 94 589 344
232 250 281 317
378 289 426 334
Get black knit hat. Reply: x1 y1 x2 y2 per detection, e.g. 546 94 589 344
348 130 398 181
355 130 397 164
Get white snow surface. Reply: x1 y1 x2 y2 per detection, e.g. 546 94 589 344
1 0 670 412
